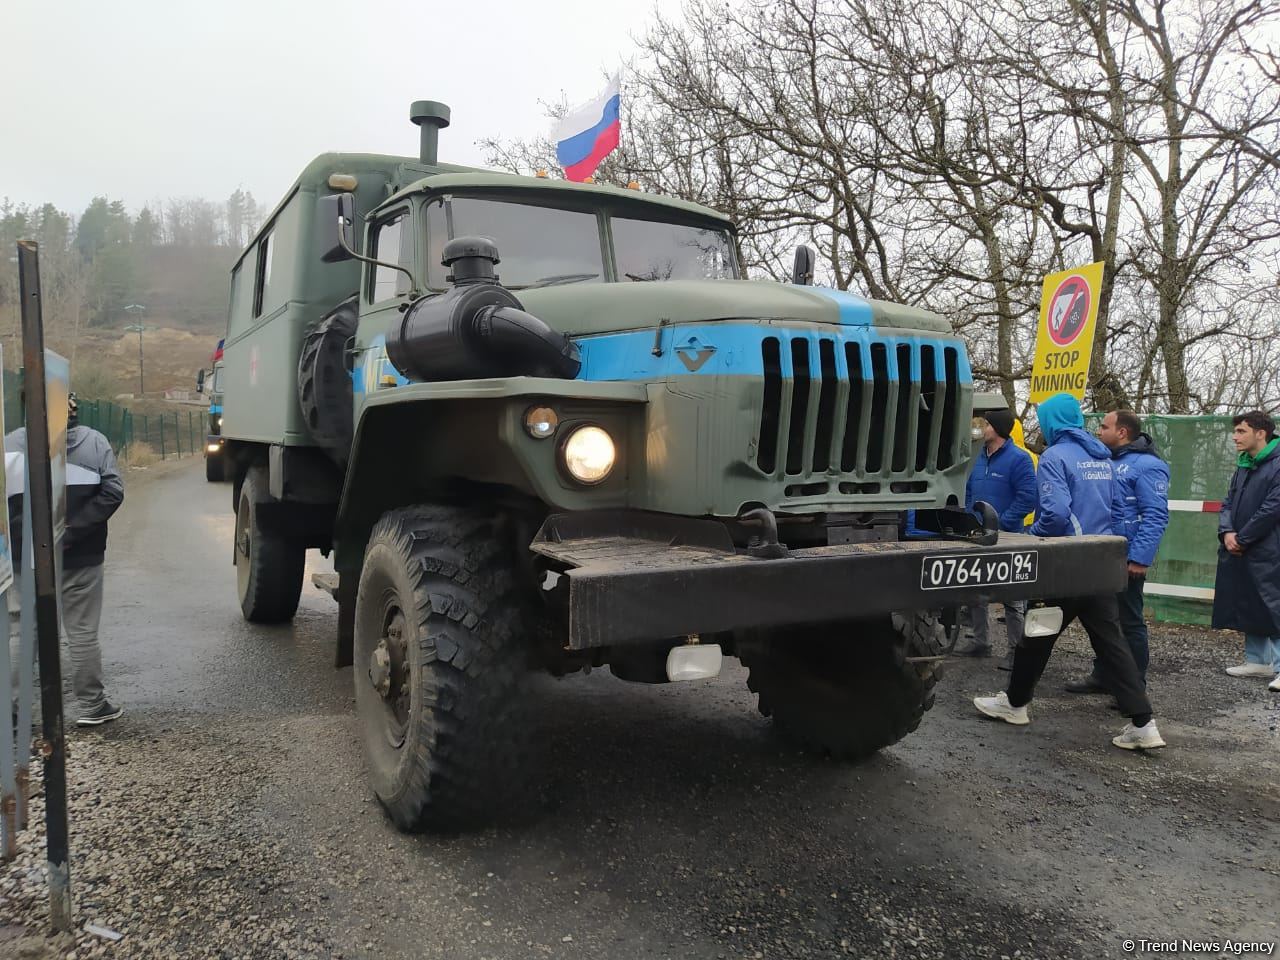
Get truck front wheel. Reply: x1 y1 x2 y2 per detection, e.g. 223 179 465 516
205 452 225 482
740 612 945 759
234 465 305 623
354 506 532 832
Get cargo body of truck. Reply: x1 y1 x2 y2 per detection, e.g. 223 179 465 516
216 101 1126 831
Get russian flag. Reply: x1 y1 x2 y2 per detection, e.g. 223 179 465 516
554 74 621 183
212 338 224 363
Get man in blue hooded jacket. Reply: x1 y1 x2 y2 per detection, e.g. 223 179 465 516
953 407 1037 662
974 393 1165 751
1066 410 1169 692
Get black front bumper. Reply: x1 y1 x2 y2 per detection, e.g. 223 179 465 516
532 511 1128 649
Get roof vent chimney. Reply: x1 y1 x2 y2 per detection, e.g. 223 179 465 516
410 101 451 166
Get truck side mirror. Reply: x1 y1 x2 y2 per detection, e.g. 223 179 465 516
792 245 815 286
195 369 206 393
318 193 356 263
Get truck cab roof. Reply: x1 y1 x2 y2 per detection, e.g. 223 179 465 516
382 171 733 228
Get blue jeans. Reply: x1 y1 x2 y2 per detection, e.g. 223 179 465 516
1244 634 1280 672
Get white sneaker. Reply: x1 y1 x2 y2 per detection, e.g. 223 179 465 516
973 692 1030 726
1225 663 1275 678
1269 675 1280 692
1112 721 1166 750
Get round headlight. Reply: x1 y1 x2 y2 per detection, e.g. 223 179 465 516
524 405 559 439
561 425 616 485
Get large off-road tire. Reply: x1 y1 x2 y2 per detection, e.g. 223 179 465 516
740 612 945 759
354 506 533 832
234 465 305 623
205 452 225 482
298 295 357 457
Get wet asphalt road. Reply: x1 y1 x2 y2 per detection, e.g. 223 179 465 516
19 460 1280 958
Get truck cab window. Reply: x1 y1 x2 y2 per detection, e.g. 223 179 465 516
371 214 408 302
425 198 602 290
612 217 736 281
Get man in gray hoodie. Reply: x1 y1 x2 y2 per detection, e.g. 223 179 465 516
8 394 125 725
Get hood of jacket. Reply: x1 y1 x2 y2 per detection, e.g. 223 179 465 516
1037 393 1084 446
1113 432 1160 460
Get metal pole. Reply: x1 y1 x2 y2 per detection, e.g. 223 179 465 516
16 240 73 931
15 500 34 831
0 584 16 860
137 326 144 397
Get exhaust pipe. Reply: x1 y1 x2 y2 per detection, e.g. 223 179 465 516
410 100 451 165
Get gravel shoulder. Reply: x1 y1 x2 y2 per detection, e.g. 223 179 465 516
1 461 1277 959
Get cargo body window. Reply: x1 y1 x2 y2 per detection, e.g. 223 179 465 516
370 214 409 302
252 231 274 318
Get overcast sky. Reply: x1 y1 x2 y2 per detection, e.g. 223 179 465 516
2 0 684 217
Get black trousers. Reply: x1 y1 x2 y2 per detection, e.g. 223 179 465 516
1006 593 1153 719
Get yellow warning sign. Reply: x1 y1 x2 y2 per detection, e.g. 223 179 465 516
1029 262 1105 404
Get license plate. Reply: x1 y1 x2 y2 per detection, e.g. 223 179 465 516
920 550 1038 590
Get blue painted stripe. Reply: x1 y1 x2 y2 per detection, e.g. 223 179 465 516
574 323 972 383
804 287 874 326
209 403 222 414
556 94 622 167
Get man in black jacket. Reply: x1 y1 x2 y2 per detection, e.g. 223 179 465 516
1214 410 1280 692
8 394 125 725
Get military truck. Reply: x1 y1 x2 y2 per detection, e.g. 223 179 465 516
216 100 1126 831
196 342 226 481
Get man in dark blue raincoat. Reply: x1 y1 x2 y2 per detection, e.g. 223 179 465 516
1213 410 1280 692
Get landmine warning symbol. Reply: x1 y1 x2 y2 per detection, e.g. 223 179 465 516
1047 275 1090 347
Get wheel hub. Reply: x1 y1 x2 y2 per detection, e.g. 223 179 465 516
369 639 392 697
369 610 411 747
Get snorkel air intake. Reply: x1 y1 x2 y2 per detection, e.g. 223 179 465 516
385 237 582 382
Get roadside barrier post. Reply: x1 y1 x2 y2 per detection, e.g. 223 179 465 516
16 240 74 932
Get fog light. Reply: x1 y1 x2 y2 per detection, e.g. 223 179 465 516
1024 606 1064 638
666 643 722 681
524 405 559 439
207 443 222 454
561 425 615 484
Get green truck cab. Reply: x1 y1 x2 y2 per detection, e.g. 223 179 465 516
217 101 1126 831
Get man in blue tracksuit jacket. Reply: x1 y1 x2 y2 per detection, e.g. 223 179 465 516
954 407 1037 662
974 393 1165 751
1066 410 1170 692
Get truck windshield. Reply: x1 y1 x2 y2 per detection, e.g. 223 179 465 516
612 216 736 282
426 198 603 290
425 196 736 288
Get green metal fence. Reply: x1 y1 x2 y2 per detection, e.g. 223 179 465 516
76 399 203 462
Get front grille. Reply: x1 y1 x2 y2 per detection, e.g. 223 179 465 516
755 333 965 485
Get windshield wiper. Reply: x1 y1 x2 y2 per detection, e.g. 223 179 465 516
624 272 657 282
512 273 599 290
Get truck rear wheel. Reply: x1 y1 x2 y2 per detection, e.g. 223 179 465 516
234 465 305 623
354 506 532 832
741 612 945 759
